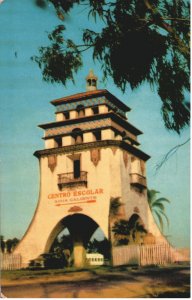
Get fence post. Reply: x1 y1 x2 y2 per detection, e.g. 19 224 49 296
0 253 22 270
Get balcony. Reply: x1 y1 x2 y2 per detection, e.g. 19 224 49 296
130 173 147 189
58 171 88 189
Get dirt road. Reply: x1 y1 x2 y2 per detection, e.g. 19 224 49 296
2 266 190 298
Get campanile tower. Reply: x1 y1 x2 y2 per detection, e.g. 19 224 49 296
15 71 166 267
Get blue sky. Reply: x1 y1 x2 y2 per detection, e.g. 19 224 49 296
0 0 190 248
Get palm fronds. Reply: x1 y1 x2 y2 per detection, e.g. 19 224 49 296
147 189 170 232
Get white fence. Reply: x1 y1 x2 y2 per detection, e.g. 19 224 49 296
0 245 189 270
0 253 22 270
112 244 188 266
112 245 140 266
140 244 175 266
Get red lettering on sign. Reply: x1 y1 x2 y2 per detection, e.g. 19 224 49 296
48 188 104 200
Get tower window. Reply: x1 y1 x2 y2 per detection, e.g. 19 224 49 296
76 105 85 118
86 70 98 91
93 131 101 141
92 106 99 115
92 79 96 86
75 134 83 144
54 137 62 147
72 128 83 144
63 111 69 120
74 159 80 179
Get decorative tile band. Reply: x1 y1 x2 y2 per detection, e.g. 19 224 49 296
56 96 126 117
45 118 138 144
45 118 111 137
111 121 137 143
34 140 150 161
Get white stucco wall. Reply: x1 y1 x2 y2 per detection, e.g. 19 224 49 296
15 146 166 266
56 113 64 122
15 148 112 265
45 139 58 149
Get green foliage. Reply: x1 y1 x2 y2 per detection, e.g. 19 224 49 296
3 237 20 253
31 25 82 85
112 219 130 245
0 235 5 253
87 238 110 259
29 251 67 269
147 189 170 232
51 233 73 253
29 232 73 269
112 215 147 246
34 0 47 8
33 0 190 134
109 197 122 219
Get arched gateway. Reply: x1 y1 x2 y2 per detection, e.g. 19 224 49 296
14 71 166 267
45 213 103 267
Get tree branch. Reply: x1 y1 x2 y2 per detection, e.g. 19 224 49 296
155 138 190 171
77 45 94 52
139 17 190 23
143 0 190 59
161 17 190 22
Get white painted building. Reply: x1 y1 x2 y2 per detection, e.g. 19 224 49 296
14 70 167 268
86 253 104 266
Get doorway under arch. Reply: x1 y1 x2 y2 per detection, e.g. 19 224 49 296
127 213 147 245
44 213 109 268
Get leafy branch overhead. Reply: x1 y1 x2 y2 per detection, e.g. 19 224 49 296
32 25 83 85
33 0 190 134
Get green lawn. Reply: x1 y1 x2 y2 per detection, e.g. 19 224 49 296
1 265 110 281
1 263 189 281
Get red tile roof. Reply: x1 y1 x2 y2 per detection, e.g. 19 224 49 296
51 89 107 104
50 89 131 111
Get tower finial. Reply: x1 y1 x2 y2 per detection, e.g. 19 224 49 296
86 69 98 91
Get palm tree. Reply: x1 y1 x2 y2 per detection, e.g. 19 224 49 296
112 215 147 246
112 219 130 245
0 236 5 253
108 197 122 262
87 238 110 259
147 189 170 232
5 238 20 253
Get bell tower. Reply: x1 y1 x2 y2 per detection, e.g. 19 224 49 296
86 69 98 91
14 71 166 268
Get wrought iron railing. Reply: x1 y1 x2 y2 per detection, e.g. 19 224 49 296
58 171 88 189
130 173 147 189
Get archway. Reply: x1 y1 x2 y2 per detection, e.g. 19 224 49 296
45 213 108 268
76 104 85 118
127 214 147 245
72 128 83 144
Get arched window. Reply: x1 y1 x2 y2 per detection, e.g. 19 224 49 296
92 106 99 115
63 111 69 120
93 130 101 141
72 128 83 144
92 79 96 87
122 131 126 138
127 214 147 244
76 105 85 118
54 136 62 147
